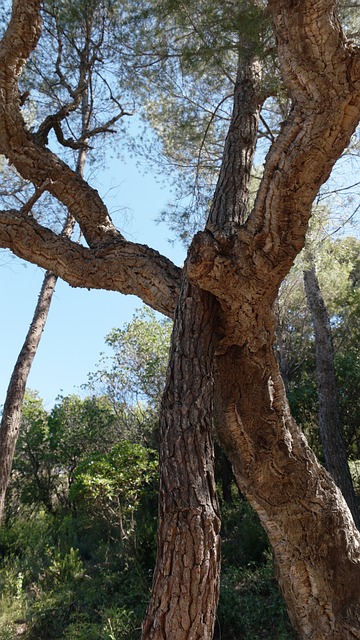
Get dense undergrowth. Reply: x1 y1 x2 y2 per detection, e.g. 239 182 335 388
0 495 298 640
1 300 359 639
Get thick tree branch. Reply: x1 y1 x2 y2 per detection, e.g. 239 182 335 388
188 0 360 345
0 1 181 314
207 54 263 229
244 0 360 288
0 209 181 318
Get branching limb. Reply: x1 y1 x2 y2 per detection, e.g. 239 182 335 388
206 54 263 230
0 2 119 247
18 180 53 215
189 1 360 324
0 208 181 317
242 0 360 293
0 0 179 321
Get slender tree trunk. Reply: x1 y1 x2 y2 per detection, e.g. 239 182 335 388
0 271 57 520
0 125 88 523
0 212 76 522
303 262 360 529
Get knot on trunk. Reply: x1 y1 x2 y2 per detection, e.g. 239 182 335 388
186 229 240 296
186 230 220 286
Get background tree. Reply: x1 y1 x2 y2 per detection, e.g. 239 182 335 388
86 308 172 446
275 210 360 526
303 250 360 528
70 441 158 546
8 392 118 515
0 0 133 523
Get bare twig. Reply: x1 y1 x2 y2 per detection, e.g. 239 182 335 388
19 180 52 215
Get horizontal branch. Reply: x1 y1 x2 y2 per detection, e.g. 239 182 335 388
0 210 181 318
0 1 181 317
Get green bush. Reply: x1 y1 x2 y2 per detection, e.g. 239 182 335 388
101 607 139 640
217 560 297 640
62 620 101 640
221 497 269 568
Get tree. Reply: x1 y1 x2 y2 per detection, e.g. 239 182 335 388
0 2 360 639
275 234 360 451
87 307 172 446
303 253 360 529
70 440 158 545
7 390 54 515
0 0 131 523
9 392 119 515
0 270 59 520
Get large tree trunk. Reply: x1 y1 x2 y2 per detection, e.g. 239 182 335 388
141 282 221 639
214 337 360 639
304 262 360 530
142 53 261 639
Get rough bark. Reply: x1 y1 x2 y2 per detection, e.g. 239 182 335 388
214 343 360 639
207 53 262 229
185 2 360 637
142 53 262 640
304 262 360 530
141 282 221 639
0 212 181 318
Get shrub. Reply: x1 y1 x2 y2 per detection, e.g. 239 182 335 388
217 559 297 640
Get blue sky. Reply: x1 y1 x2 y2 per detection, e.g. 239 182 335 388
0 155 186 409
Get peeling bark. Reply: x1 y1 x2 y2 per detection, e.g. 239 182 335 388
214 342 360 639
